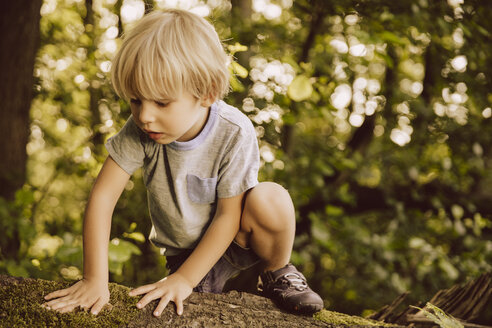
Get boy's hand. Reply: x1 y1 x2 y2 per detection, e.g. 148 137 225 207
129 272 193 316
43 279 110 315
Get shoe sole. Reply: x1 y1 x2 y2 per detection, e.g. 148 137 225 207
293 303 324 314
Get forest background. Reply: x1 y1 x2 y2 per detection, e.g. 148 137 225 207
0 0 491 317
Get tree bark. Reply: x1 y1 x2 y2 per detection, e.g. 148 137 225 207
0 0 42 200
0 275 382 328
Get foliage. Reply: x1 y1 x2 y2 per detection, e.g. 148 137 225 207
0 0 491 317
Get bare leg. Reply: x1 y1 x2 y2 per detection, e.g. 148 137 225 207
235 182 296 272
235 182 324 313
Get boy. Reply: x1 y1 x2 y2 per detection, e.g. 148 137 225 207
43 9 323 317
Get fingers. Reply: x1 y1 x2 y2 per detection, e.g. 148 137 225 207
44 297 79 311
58 302 79 314
44 297 106 316
44 294 74 309
175 299 184 316
155 298 184 316
135 288 162 309
41 279 110 317
43 290 108 315
43 286 82 309
131 276 190 316
129 284 157 297
56 305 74 314
44 288 70 301
90 297 106 315
153 295 171 317
138 293 184 317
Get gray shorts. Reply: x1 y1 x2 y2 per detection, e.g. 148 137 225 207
165 241 261 293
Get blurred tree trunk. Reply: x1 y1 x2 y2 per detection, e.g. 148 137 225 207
0 1 42 200
231 0 253 47
282 1 328 157
84 0 104 147
230 0 253 99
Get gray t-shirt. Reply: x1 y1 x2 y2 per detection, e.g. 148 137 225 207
105 101 259 255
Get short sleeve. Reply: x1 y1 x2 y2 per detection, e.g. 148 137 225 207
105 117 146 175
216 123 259 198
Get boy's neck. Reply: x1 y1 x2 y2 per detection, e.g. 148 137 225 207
177 105 211 142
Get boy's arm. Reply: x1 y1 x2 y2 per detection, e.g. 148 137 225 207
44 156 130 315
129 192 244 316
82 156 131 283
177 192 243 283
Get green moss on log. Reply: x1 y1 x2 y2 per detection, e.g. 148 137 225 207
0 276 395 327
0 276 140 327
314 309 396 327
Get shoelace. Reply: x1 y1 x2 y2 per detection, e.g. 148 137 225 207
282 273 308 291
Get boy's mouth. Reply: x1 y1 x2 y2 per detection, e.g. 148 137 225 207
144 129 164 141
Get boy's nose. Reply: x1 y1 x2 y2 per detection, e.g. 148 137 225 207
138 101 155 123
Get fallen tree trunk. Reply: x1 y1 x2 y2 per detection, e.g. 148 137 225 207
368 272 492 327
0 275 390 327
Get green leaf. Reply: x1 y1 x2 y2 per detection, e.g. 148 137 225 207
230 75 245 92
55 245 83 265
476 24 490 37
451 205 464 220
6 261 29 278
287 75 313 102
108 238 141 263
325 205 344 217
227 42 248 54
123 232 146 243
109 261 123 276
379 31 407 46
108 239 141 276
438 259 459 280
230 61 248 78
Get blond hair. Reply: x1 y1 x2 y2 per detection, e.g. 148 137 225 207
111 9 229 102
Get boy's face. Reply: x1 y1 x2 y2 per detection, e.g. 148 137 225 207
130 91 212 144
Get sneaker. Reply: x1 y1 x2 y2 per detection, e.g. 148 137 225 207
257 263 324 314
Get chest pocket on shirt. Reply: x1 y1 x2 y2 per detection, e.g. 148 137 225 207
186 174 218 204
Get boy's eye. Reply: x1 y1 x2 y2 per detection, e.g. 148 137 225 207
155 101 169 107
130 98 141 105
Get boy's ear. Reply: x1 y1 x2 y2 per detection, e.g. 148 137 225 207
200 94 216 107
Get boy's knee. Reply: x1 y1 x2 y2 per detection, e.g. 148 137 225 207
244 182 295 230
248 182 291 207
